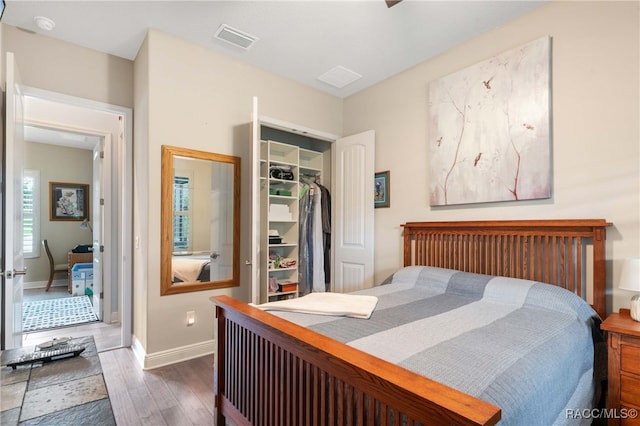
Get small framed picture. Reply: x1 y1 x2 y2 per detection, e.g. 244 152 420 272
50 182 90 221
374 171 390 208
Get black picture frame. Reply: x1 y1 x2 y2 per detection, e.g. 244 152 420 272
374 171 390 208
49 182 90 221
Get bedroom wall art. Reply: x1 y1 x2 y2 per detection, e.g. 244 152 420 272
428 36 551 206
374 170 390 208
49 182 89 221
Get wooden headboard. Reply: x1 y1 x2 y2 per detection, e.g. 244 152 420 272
402 219 611 318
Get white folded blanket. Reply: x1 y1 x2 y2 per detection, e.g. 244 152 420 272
172 258 208 282
255 292 378 319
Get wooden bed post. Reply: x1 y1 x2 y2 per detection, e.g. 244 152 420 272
214 305 226 426
592 225 608 319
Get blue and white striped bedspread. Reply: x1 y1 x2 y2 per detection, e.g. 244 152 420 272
273 266 601 425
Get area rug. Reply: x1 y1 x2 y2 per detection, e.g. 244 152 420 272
23 296 98 332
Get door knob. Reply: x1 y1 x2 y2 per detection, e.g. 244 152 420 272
0 268 27 278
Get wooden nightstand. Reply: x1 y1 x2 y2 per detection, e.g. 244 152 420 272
601 309 640 425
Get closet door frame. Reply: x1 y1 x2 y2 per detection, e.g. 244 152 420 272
250 97 374 303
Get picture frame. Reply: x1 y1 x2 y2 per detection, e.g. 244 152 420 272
49 182 90 221
374 171 390 208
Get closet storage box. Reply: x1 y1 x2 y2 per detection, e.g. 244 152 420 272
71 262 93 297
278 281 298 293
269 204 292 221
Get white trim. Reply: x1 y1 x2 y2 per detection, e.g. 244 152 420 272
259 114 339 142
132 335 215 370
23 279 66 290
21 86 133 349
131 336 146 369
22 86 131 116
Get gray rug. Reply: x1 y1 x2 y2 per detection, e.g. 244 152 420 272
23 296 98 332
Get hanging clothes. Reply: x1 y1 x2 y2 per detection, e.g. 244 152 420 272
311 183 325 292
298 182 314 295
317 183 331 290
298 177 330 294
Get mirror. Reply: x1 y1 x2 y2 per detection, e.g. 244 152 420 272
161 145 240 295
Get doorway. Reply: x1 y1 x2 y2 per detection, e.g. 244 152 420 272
4 85 132 351
21 126 109 346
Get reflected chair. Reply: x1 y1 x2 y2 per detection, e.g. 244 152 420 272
43 239 67 292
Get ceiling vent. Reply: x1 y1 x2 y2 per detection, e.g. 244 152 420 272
317 66 362 89
213 24 258 50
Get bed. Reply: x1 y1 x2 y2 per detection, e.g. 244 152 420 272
211 219 610 425
172 255 211 283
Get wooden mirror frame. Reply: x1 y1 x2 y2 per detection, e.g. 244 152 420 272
161 145 241 295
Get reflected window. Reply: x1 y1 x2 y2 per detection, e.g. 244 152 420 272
173 173 192 252
23 169 40 258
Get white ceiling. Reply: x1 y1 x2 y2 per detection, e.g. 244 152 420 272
2 0 546 98
24 125 102 150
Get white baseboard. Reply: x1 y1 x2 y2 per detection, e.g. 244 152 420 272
23 280 67 290
131 335 215 370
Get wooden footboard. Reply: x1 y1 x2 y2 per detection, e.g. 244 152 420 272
212 295 501 426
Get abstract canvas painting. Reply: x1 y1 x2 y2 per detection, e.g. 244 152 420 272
428 36 551 206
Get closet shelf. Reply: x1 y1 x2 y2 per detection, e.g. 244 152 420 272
300 166 321 173
268 266 297 272
269 159 297 167
269 178 298 184
268 290 298 297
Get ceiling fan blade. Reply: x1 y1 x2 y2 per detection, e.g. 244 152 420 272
385 0 402 8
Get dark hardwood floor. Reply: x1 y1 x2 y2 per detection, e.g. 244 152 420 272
99 349 215 425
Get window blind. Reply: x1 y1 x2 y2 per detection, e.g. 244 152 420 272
23 170 40 258
173 175 191 251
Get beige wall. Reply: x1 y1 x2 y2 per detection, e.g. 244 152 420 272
1 25 133 108
23 142 93 284
135 29 343 356
3 0 637 360
343 1 640 314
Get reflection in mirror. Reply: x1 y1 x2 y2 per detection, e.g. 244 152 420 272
161 145 240 295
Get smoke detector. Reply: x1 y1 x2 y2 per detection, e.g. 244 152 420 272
34 16 55 31
213 24 258 50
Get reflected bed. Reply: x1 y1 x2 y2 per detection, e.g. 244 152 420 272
171 254 210 283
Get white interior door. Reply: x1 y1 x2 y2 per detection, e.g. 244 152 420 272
249 97 261 304
332 130 375 293
3 52 26 349
91 139 104 319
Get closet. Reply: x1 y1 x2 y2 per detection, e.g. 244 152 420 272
250 98 376 304
260 139 328 302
